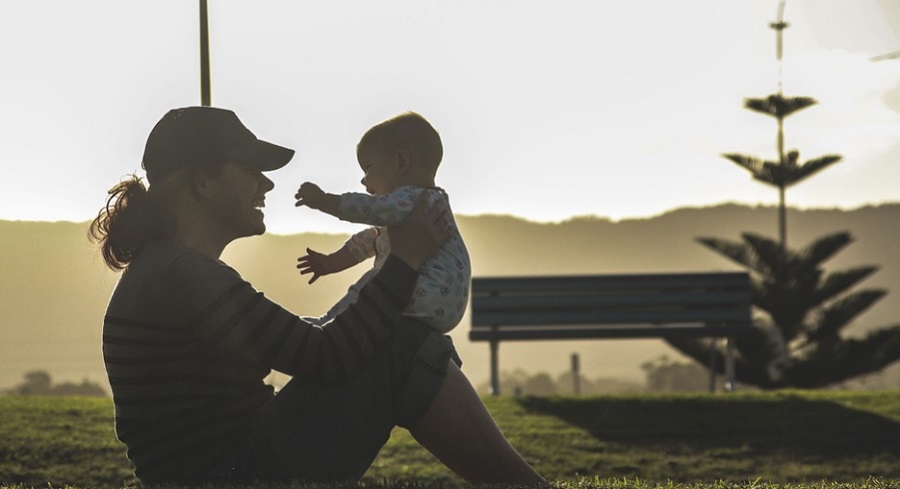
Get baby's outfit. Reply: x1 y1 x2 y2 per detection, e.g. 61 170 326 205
308 185 471 334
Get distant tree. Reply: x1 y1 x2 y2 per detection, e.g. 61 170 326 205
667 232 900 388
587 376 644 394
641 356 708 392
474 370 564 396
523 373 557 396
475 369 532 396
52 380 108 397
5 370 107 397
9 370 53 395
555 371 592 395
476 369 643 396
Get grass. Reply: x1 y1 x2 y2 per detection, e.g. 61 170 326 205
1 391 900 489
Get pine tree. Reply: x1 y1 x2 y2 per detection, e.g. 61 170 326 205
667 232 899 388
665 5 900 389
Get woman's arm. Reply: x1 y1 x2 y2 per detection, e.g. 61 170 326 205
178 193 449 384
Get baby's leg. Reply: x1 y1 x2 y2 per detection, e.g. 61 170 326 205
408 361 545 484
300 315 326 326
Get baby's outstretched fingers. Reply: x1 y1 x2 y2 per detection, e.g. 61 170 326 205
295 182 325 209
296 249 326 284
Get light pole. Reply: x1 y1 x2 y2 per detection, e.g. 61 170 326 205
200 0 211 106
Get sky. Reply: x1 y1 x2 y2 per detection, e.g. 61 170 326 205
2 1 899 235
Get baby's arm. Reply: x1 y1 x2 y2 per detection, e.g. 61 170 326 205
297 227 379 284
297 247 358 284
295 182 341 218
341 186 424 227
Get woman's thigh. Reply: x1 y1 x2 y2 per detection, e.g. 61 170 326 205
248 361 395 481
245 319 459 482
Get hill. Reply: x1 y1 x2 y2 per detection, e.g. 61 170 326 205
1 203 899 391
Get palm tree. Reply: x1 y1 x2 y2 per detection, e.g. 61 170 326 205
723 95 841 248
666 232 900 389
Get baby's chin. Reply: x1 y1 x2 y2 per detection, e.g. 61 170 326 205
369 184 406 196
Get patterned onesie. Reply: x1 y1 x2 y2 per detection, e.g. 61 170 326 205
310 185 471 333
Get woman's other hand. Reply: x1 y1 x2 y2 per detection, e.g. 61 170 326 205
387 192 451 269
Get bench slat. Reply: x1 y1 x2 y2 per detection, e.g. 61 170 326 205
472 272 749 294
472 290 750 312
470 323 743 341
472 306 751 329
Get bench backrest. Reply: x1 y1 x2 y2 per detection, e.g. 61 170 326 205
469 272 753 341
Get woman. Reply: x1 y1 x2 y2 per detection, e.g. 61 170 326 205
90 106 543 485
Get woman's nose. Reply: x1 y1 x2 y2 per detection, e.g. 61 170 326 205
262 173 275 192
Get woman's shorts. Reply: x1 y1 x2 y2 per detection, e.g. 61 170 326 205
211 318 461 482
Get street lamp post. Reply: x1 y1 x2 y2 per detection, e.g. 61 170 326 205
200 0 211 106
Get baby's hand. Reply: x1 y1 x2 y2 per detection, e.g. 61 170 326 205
295 182 325 209
297 248 330 284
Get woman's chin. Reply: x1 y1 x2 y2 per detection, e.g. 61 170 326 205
253 218 267 236
247 210 267 236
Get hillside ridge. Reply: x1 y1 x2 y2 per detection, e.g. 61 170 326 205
2 202 898 390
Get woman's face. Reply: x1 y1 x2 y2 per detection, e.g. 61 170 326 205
203 162 275 240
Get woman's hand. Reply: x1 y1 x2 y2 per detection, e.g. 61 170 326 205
387 192 452 269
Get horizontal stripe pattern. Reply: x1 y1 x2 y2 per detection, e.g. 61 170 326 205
103 241 417 482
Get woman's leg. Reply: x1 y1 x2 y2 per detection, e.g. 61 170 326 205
408 361 546 485
246 361 396 482
243 320 455 482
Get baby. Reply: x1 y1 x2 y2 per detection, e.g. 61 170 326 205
295 112 471 334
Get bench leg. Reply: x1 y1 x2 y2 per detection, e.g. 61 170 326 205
725 337 736 392
490 340 500 396
707 338 717 393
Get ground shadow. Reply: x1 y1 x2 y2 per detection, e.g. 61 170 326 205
517 394 900 457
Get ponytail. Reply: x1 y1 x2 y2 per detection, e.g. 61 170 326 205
89 175 176 270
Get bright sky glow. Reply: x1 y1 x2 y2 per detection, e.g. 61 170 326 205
1 0 899 234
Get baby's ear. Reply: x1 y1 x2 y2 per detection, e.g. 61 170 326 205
396 148 412 173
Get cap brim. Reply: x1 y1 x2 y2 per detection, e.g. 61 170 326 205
228 139 295 172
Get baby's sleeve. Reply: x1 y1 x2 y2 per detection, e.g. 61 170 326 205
344 227 379 262
338 186 423 227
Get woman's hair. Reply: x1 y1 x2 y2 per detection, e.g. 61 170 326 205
89 174 177 271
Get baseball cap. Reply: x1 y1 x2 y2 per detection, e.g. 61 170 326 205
142 106 295 183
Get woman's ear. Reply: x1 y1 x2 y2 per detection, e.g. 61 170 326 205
188 168 213 198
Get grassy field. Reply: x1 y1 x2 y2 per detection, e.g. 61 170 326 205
1 391 899 489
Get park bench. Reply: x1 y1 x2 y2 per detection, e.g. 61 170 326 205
469 272 753 394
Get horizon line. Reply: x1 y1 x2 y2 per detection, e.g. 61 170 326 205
3 200 899 234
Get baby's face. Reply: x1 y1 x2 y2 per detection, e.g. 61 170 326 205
357 146 405 195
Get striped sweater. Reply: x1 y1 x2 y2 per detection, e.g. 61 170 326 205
102 239 417 482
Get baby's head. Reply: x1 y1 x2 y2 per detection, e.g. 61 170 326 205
356 112 443 195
